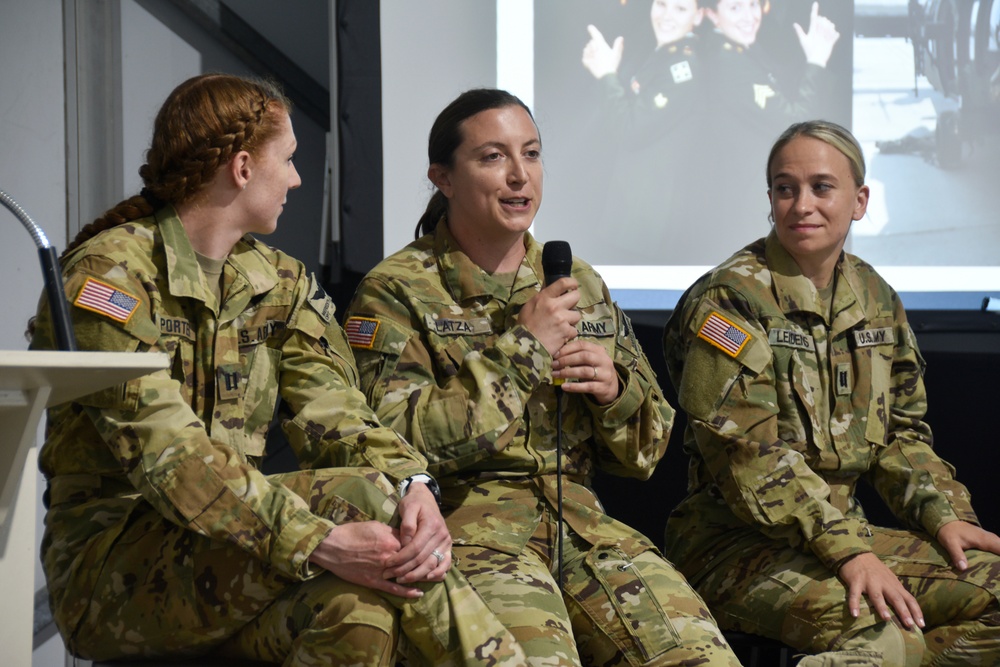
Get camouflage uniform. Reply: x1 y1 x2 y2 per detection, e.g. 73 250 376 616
345 222 741 666
30 206 525 666
662 232 1000 666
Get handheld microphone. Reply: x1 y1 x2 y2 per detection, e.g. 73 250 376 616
542 240 573 286
542 240 573 386
541 240 572 594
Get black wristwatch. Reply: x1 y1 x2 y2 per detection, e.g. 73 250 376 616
397 473 442 506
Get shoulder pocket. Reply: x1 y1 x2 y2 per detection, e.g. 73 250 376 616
73 311 157 411
348 316 412 408
679 298 769 420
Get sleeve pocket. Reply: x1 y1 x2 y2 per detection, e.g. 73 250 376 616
417 392 473 455
160 456 268 551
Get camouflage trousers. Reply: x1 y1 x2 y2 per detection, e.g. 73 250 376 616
452 507 741 666
692 526 1000 667
50 467 524 666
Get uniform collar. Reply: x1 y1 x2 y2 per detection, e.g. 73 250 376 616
157 205 278 316
764 230 867 331
715 31 748 54
433 219 543 303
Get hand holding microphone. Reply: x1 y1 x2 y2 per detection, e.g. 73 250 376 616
542 241 620 405
518 240 581 355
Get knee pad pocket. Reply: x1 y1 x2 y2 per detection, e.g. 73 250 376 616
567 543 682 663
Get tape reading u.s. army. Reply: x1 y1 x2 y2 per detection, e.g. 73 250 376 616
239 320 286 346
698 311 751 358
854 327 894 347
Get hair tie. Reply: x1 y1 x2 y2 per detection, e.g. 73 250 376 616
140 187 166 210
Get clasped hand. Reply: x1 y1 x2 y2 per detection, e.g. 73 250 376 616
308 482 451 598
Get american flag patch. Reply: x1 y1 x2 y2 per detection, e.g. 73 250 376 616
698 312 751 357
74 278 140 323
345 316 379 349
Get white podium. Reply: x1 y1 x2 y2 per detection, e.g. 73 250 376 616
0 350 168 666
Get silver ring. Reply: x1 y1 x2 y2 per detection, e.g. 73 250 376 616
592 366 598 380
431 549 445 564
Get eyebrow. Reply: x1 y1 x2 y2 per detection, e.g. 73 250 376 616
771 171 840 182
470 138 541 152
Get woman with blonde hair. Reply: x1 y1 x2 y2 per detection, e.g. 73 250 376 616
663 119 1000 665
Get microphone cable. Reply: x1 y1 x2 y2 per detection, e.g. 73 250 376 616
555 382 564 593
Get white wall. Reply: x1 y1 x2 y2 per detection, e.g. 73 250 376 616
0 0 67 351
0 1 329 663
380 0 497 254
0 1 68 664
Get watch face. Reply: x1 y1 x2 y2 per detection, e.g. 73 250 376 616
399 474 442 505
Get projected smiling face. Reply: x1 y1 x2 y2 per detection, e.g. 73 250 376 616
650 0 703 48
430 105 542 243
768 135 869 285
708 0 762 48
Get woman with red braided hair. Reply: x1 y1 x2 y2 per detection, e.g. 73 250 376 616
29 73 525 666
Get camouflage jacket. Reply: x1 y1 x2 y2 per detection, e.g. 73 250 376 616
345 223 673 555
662 232 978 578
599 34 703 151
31 206 428 586
704 34 826 132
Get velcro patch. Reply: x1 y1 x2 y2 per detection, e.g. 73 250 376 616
239 320 286 346
159 315 195 341
578 317 614 337
836 362 852 395
698 311 751 358
307 275 336 324
216 364 243 400
425 314 492 336
74 277 140 323
854 327 894 347
671 60 692 84
768 328 814 351
753 83 776 109
345 316 379 349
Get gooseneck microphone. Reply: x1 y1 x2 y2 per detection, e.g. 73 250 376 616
542 240 572 593
1 190 77 351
